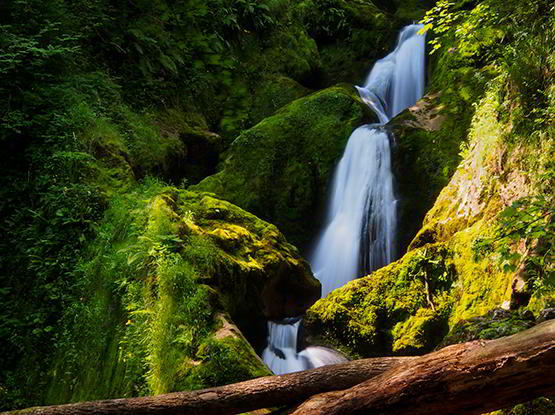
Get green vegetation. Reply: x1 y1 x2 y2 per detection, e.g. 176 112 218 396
0 1 338 407
304 244 455 358
194 85 376 248
1 0 553 412
475 196 554 285
6 180 321 406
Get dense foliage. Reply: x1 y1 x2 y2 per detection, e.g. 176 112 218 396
422 0 554 301
0 0 406 409
1 0 553 412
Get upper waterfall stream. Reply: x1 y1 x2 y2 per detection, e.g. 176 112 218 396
263 24 426 375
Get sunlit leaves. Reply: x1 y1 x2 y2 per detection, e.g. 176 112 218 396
474 195 554 291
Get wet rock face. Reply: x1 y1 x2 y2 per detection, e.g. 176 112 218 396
388 93 459 256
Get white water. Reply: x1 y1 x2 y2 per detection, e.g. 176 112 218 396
262 24 426 375
311 125 397 296
312 24 425 296
262 320 347 375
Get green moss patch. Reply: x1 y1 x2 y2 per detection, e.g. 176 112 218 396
304 243 455 358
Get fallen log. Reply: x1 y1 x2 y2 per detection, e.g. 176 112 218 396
3 356 414 415
290 319 555 415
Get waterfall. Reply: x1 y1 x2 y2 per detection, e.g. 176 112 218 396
262 320 347 375
262 24 426 374
310 125 397 296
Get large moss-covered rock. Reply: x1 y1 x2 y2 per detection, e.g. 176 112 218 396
408 77 554 321
176 189 321 322
44 184 319 404
193 85 376 247
303 243 455 358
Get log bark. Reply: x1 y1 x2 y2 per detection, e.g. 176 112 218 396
290 319 555 415
4 356 414 415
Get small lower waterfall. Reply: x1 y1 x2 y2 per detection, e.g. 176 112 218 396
262 321 347 375
262 24 426 375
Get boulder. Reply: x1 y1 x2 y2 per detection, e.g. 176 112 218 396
193 85 376 248
303 243 455 358
45 186 320 403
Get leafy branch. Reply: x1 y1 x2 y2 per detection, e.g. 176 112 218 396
474 195 554 293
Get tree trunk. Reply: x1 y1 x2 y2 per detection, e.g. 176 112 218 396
290 319 555 415
4 357 414 415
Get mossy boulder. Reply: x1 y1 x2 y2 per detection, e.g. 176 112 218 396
176 189 321 323
180 313 271 391
193 85 376 248
303 243 455 358
44 184 319 403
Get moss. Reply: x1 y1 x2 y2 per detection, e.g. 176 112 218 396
492 397 555 415
405 77 549 326
193 85 376 248
439 308 536 347
389 93 464 253
187 335 271 390
154 108 223 185
304 243 455 358
528 292 555 314
447 223 513 325
177 190 321 321
249 75 312 126
391 308 444 354
44 184 317 403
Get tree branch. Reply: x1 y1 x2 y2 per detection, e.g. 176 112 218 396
290 320 555 415
2 357 414 415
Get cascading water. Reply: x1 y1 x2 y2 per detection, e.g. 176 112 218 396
262 320 347 375
310 125 397 296
262 24 426 375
